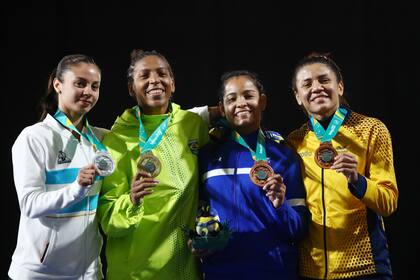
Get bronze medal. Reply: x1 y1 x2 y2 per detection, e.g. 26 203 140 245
137 152 162 177
250 161 274 187
315 142 337 169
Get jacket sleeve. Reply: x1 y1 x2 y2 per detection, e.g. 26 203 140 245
188 105 210 126
273 150 309 241
12 128 90 218
98 134 143 237
358 121 398 217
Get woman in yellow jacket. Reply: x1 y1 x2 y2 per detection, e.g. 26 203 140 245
287 53 398 280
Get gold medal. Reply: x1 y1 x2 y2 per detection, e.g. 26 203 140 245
315 142 337 169
137 152 161 177
250 161 274 187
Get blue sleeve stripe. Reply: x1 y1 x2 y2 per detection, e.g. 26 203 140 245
202 167 251 181
45 168 79 184
57 194 99 214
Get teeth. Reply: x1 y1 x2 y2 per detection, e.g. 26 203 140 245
236 111 250 116
148 89 163 94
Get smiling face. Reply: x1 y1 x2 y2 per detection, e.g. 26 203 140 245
294 62 344 120
129 55 175 115
220 75 266 134
54 62 100 120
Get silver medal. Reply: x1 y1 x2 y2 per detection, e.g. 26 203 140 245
93 151 115 176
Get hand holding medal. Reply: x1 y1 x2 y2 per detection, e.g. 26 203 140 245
54 110 115 177
330 152 359 184
77 164 97 187
262 173 286 209
130 169 159 205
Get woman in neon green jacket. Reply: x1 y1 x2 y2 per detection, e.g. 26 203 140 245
98 49 209 279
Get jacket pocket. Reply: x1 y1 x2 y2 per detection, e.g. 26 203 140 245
40 228 56 264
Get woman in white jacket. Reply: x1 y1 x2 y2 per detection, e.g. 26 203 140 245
8 54 109 279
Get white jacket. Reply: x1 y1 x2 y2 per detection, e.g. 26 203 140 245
8 114 107 280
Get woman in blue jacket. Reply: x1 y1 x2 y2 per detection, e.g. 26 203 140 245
197 70 309 280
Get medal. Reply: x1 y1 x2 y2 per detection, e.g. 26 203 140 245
230 129 275 187
53 110 114 176
137 152 161 177
250 160 274 187
134 106 171 178
310 107 348 169
93 151 115 176
314 142 337 169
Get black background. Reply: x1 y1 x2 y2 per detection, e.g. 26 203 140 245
2 0 418 278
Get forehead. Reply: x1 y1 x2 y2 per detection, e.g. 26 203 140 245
225 75 257 92
134 55 169 72
296 63 335 81
64 63 101 81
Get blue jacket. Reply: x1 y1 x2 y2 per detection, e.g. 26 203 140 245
198 131 309 280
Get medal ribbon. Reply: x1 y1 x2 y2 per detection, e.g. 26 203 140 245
135 106 171 154
54 110 106 151
310 107 347 143
230 129 267 161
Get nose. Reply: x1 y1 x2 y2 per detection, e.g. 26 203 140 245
149 71 160 84
83 86 93 96
236 96 247 107
311 80 323 92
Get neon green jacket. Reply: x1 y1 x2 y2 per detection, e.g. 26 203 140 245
99 103 208 279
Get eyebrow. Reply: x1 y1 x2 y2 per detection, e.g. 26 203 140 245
74 77 99 83
302 73 329 83
137 67 168 73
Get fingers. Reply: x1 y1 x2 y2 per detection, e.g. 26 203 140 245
331 153 357 170
133 170 152 182
188 239 212 258
331 153 358 183
262 173 286 208
262 174 283 192
130 173 159 205
77 164 97 187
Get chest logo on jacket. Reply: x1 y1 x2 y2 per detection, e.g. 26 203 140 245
299 150 313 158
57 150 72 164
188 139 199 155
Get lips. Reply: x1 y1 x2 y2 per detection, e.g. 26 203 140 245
235 110 251 116
310 94 329 102
147 88 165 95
79 99 92 106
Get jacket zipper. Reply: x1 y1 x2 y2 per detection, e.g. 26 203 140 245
40 242 49 263
321 168 328 279
78 140 90 279
233 152 239 231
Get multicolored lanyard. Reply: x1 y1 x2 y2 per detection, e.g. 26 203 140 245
134 106 171 154
53 110 106 152
230 129 267 161
310 107 347 143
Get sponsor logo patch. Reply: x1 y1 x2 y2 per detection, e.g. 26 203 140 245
188 139 199 155
57 150 72 164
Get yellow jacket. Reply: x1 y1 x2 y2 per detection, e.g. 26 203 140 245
287 109 398 279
